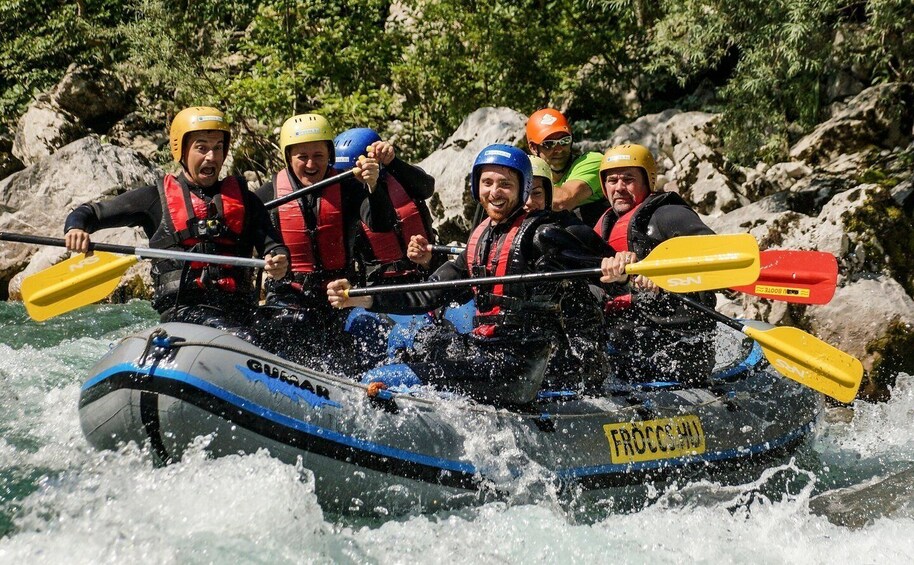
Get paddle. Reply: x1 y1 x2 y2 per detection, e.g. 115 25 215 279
674 293 863 403
263 169 356 209
730 249 838 304
432 243 837 305
345 233 760 298
430 244 466 255
1 232 266 321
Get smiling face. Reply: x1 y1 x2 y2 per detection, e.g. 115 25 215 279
603 166 650 215
524 177 547 212
183 130 227 187
288 141 331 186
478 165 521 224
529 132 572 173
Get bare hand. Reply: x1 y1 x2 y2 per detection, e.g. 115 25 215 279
369 141 395 166
407 234 432 269
263 253 288 280
326 278 373 310
65 229 92 255
631 274 659 293
600 252 637 284
354 154 380 191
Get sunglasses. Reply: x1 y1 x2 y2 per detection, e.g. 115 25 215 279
538 136 572 150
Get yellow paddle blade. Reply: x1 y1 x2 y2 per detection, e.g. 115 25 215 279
627 233 760 292
21 252 138 321
745 324 864 403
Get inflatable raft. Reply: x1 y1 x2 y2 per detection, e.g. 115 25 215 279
79 321 820 514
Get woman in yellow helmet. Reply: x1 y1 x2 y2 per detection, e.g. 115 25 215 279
64 106 289 335
253 113 397 371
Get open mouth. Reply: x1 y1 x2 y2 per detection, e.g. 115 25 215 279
488 198 508 212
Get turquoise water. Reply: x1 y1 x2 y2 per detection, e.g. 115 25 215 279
1 300 913 563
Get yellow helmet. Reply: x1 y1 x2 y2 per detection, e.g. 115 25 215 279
169 106 231 163
279 113 335 165
599 143 657 192
529 155 553 208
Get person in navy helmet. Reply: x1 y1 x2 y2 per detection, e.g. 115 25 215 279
334 128 440 284
327 144 610 405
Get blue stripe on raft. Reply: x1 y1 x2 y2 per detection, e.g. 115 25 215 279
83 363 478 476
555 420 815 480
714 341 765 379
83 359 811 484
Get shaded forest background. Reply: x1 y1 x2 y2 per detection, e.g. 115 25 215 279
1 0 912 172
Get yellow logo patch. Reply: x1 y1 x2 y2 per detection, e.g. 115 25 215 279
604 415 706 464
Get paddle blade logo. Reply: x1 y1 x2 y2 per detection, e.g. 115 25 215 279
664 276 702 288
68 255 102 271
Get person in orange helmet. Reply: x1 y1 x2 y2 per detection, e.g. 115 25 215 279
526 108 608 226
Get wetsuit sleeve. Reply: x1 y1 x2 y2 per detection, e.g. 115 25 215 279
63 184 161 238
254 181 274 205
243 192 288 259
385 157 436 200
651 206 715 239
342 177 397 232
370 251 473 314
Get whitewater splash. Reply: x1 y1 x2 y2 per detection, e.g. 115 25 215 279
2 302 914 563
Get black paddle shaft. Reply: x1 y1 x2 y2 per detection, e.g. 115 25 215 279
0 231 267 268
346 267 603 297
263 169 356 209
1 232 139 255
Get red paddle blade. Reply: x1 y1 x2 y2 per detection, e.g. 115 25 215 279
729 250 838 305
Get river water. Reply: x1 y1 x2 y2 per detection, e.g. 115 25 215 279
1 300 913 563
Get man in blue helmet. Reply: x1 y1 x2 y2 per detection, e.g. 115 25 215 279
334 128 439 285
327 144 610 405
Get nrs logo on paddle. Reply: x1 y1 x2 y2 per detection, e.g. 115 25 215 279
245 359 330 400
603 415 705 464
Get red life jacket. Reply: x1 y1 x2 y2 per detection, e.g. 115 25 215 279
274 168 346 275
159 173 246 292
594 204 644 312
162 173 245 245
361 175 431 277
465 213 527 336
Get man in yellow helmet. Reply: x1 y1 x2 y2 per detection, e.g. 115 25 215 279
596 143 718 386
526 108 608 226
253 113 397 369
64 106 289 334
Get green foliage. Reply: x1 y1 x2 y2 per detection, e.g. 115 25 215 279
646 0 843 164
861 0 914 83
0 0 129 137
391 0 630 156
3 0 913 166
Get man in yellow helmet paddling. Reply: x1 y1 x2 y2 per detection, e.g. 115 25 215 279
64 106 289 333
596 143 718 385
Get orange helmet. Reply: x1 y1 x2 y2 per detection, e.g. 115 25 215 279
526 108 571 145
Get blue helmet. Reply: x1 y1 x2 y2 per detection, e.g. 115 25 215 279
333 128 382 169
470 144 533 204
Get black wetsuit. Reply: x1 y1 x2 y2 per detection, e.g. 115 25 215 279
64 173 288 335
352 158 443 284
369 207 609 405
597 191 717 385
253 169 397 372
